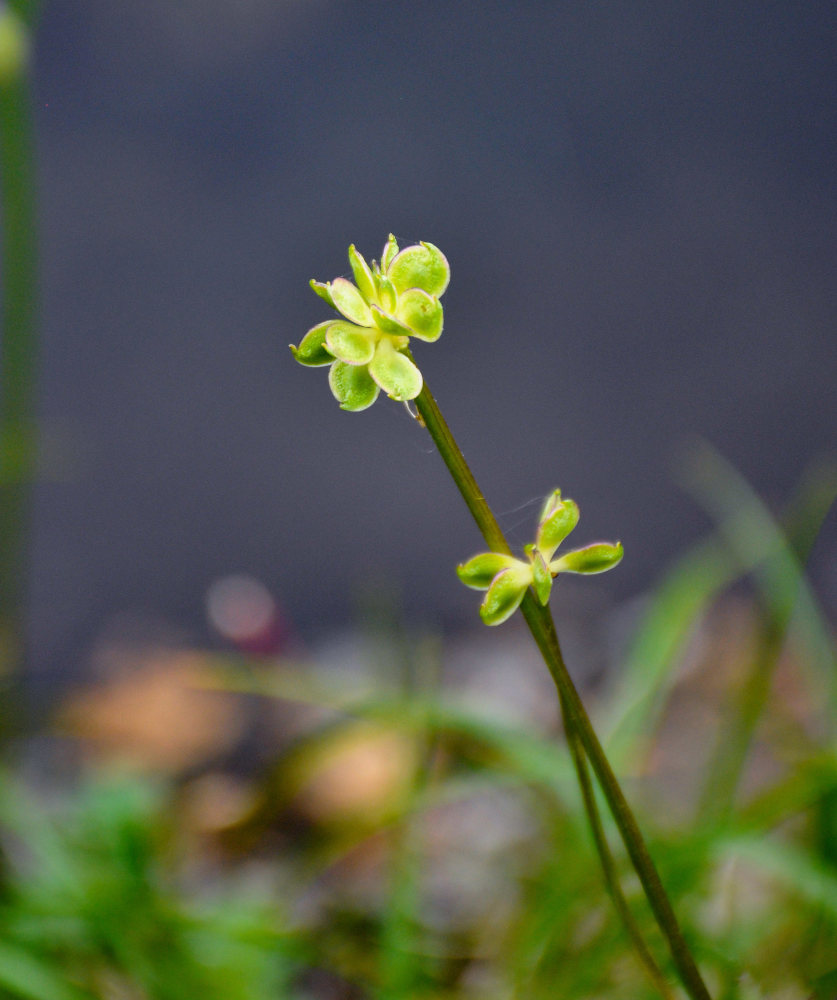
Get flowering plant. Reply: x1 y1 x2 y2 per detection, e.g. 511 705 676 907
291 237 712 999
290 235 449 411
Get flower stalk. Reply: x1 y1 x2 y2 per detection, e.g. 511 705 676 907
559 684 676 1000
412 377 711 1000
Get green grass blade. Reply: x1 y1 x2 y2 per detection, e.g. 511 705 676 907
714 834 837 921
602 537 738 769
681 443 837 729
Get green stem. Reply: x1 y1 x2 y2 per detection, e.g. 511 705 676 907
0 5 38 691
413 378 712 1000
559 685 676 999
519 596 710 999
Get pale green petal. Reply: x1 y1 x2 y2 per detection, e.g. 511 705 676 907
531 549 553 605
330 277 373 326
537 498 580 561
479 564 531 626
368 338 422 401
551 542 624 575
396 288 444 342
325 321 376 365
290 321 334 367
328 361 380 411
310 279 335 308
457 552 520 590
370 304 411 336
387 242 450 297
348 245 376 302
381 234 399 271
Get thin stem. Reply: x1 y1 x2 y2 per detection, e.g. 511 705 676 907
411 378 508 556
520 596 710 1000
0 6 38 694
413 378 712 1000
559 684 676 999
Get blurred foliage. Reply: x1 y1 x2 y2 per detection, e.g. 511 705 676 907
0 451 835 999
0 774 299 999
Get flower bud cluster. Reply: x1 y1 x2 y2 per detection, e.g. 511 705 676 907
457 490 623 625
290 235 449 411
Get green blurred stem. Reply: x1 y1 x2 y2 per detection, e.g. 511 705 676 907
413 378 711 1000
0 6 37 680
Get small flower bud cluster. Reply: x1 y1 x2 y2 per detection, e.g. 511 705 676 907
457 490 623 625
290 235 449 411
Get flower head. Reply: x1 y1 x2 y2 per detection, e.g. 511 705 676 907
290 235 450 411
457 490 623 625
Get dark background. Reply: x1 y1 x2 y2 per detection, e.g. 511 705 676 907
29 0 837 684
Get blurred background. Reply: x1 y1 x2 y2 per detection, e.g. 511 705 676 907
28 0 837 692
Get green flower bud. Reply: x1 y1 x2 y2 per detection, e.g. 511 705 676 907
538 488 563 524
325 321 376 366
531 548 553 605
396 288 444 342
380 234 399 272
551 542 624 575
367 338 423 401
330 277 373 327
457 552 520 590
480 564 532 626
370 305 411 336
309 279 335 309
457 490 623 625
374 270 398 313
536 496 580 560
387 242 450 297
290 322 334 367
328 361 380 411
348 244 376 302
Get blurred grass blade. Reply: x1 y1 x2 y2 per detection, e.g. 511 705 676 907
377 638 435 1000
782 459 837 564
377 784 426 1000
0 770 82 894
602 537 739 769
715 834 837 921
737 750 837 833
605 452 837 773
0 942 91 1000
681 443 837 727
